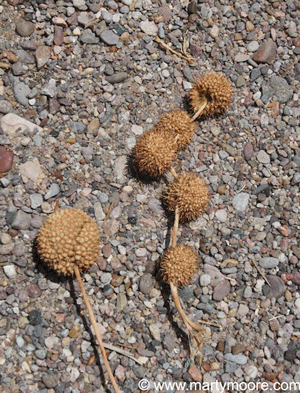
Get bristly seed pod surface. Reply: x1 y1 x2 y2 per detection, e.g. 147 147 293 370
160 244 200 287
157 110 195 150
165 172 210 221
37 208 100 276
189 73 232 118
133 128 177 178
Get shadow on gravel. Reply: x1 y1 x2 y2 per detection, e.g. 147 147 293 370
32 238 113 393
155 259 190 355
68 280 112 393
126 150 162 185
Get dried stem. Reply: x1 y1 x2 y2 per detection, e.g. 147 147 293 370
170 166 178 179
170 282 205 364
281 55 300 78
74 265 120 393
171 206 180 248
191 99 207 122
155 37 194 64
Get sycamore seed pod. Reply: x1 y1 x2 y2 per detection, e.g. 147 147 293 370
165 172 210 222
189 73 232 119
132 128 177 178
157 110 195 151
160 244 200 287
37 208 100 276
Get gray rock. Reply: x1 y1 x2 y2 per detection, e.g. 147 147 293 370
232 192 250 212
12 62 25 76
80 29 99 44
262 76 292 104
224 353 248 365
163 333 177 352
140 20 158 36
73 0 87 10
0 100 13 114
213 279 231 301
266 275 286 299
78 12 96 26
16 19 35 37
45 183 60 200
139 273 154 295
257 150 270 164
182 65 194 83
259 257 279 268
41 79 56 98
42 373 57 388
35 349 47 360
178 286 194 302
200 274 211 286
11 210 32 230
13 82 31 106
100 30 119 45
291 173 300 185
30 193 43 209
148 198 164 215
105 72 128 84
0 242 14 256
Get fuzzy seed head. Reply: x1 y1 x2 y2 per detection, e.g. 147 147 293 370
37 208 100 276
165 172 210 221
158 110 195 150
133 128 177 178
189 73 232 118
160 244 200 287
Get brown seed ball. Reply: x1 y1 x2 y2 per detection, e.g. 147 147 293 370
157 110 195 150
37 208 100 276
165 172 210 221
189 73 232 118
160 244 200 287
132 128 177 178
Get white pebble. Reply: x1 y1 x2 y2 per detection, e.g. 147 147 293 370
200 274 211 287
3 265 17 279
295 298 300 312
1 233 11 245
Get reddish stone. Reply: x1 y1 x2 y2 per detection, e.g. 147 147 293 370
252 39 277 64
188 364 202 382
243 141 254 161
213 279 231 301
26 283 42 298
0 146 13 174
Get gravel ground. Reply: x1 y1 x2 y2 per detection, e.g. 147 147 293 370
0 0 300 392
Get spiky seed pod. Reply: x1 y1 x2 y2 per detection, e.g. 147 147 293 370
133 128 177 178
160 244 200 287
157 110 195 150
165 172 210 221
189 73 232 118
37 208 100 276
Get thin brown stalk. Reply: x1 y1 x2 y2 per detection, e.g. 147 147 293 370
171 206 180 248
74 265 120 393
191 99 207 122
155 37 194 64
281 56 300 78
170 166 178 179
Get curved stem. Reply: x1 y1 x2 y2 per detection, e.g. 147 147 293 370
74 266 120 393
171 206 179 248
191 99 207 122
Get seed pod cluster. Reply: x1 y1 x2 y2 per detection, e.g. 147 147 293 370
37 208 100 276
160 244 200 287
132 128 177 178
164 172 210 222
189 73 232 118
157 109 195 151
